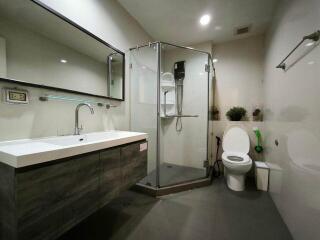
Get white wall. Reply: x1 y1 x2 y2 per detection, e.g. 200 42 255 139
0 0 151 141
212 35 265 163
263 0 320 239
213 35 265 121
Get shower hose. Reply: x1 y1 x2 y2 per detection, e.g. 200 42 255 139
176 82 183 132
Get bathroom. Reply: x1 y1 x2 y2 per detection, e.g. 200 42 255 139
0 0 319 239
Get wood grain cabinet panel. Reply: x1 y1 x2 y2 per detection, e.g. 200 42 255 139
16 158 75 240
0 140 147 240
58 152 101 238
99 148 121 207
120 142 147 191
0 163 16 240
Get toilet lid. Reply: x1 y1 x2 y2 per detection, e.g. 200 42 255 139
222 127 250 153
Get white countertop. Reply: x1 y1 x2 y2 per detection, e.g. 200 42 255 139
0 131 147 168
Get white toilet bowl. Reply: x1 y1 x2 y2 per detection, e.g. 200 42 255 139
222 127 252 191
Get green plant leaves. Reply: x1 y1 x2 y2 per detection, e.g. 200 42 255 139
226 107 247 121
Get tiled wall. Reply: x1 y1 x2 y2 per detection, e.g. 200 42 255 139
263 0 320 238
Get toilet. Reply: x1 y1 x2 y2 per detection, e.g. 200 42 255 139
222 126 252 191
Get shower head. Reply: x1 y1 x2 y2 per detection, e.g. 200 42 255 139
174 61 185 81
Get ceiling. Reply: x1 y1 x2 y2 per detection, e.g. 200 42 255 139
118 0 279 45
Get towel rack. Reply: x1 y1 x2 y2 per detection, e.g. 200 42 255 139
276 30 320 70
39 94 117 109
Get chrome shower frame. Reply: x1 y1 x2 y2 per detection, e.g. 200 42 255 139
130 41 214 195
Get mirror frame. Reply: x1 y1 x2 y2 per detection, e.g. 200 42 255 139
0 0 125 101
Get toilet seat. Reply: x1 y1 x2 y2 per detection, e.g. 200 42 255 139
222 152 251 165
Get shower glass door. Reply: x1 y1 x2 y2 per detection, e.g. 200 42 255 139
130 43 158 187
159 43 209 187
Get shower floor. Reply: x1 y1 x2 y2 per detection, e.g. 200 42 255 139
139 162 206 187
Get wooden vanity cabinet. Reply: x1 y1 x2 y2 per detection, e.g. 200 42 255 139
0 140 147 240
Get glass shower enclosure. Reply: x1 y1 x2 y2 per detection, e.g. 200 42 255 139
130 42 211 191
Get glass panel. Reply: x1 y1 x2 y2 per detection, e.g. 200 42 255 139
208 56 215 173
130 44 158 187
159 44 208 187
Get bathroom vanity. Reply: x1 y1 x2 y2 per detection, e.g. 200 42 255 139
0 131 148 240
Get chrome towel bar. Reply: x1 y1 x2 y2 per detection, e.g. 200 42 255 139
276 30 320 70
163 114 199 118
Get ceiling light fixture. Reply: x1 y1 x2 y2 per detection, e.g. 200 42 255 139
200 14 211 26
60 59 67 63
212 58 218 63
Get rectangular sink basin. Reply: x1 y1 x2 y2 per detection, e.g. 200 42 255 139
0 131 147 168
41 131 141 146
40 135 88 146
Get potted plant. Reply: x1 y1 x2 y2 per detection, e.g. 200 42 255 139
252 108 263 121
226 107 247 121
211 106 220 120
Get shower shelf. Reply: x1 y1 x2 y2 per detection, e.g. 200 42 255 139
161 72 175 91
38 94 117 109
161 83 175 90
276 30 320 70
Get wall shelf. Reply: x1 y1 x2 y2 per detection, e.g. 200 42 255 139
39 94 117 109
276 30 320 70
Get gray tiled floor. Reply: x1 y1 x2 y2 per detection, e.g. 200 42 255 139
139 162 206 187
59 178 293 240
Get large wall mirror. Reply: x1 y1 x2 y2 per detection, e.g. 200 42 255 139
0 0 125 100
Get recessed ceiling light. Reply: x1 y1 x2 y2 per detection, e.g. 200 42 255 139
305 42 314 47
212 58 218 63
199 14 211 26
60 59 67 63
215 26 222 30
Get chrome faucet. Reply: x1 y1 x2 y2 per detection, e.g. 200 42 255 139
74 103 94 135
